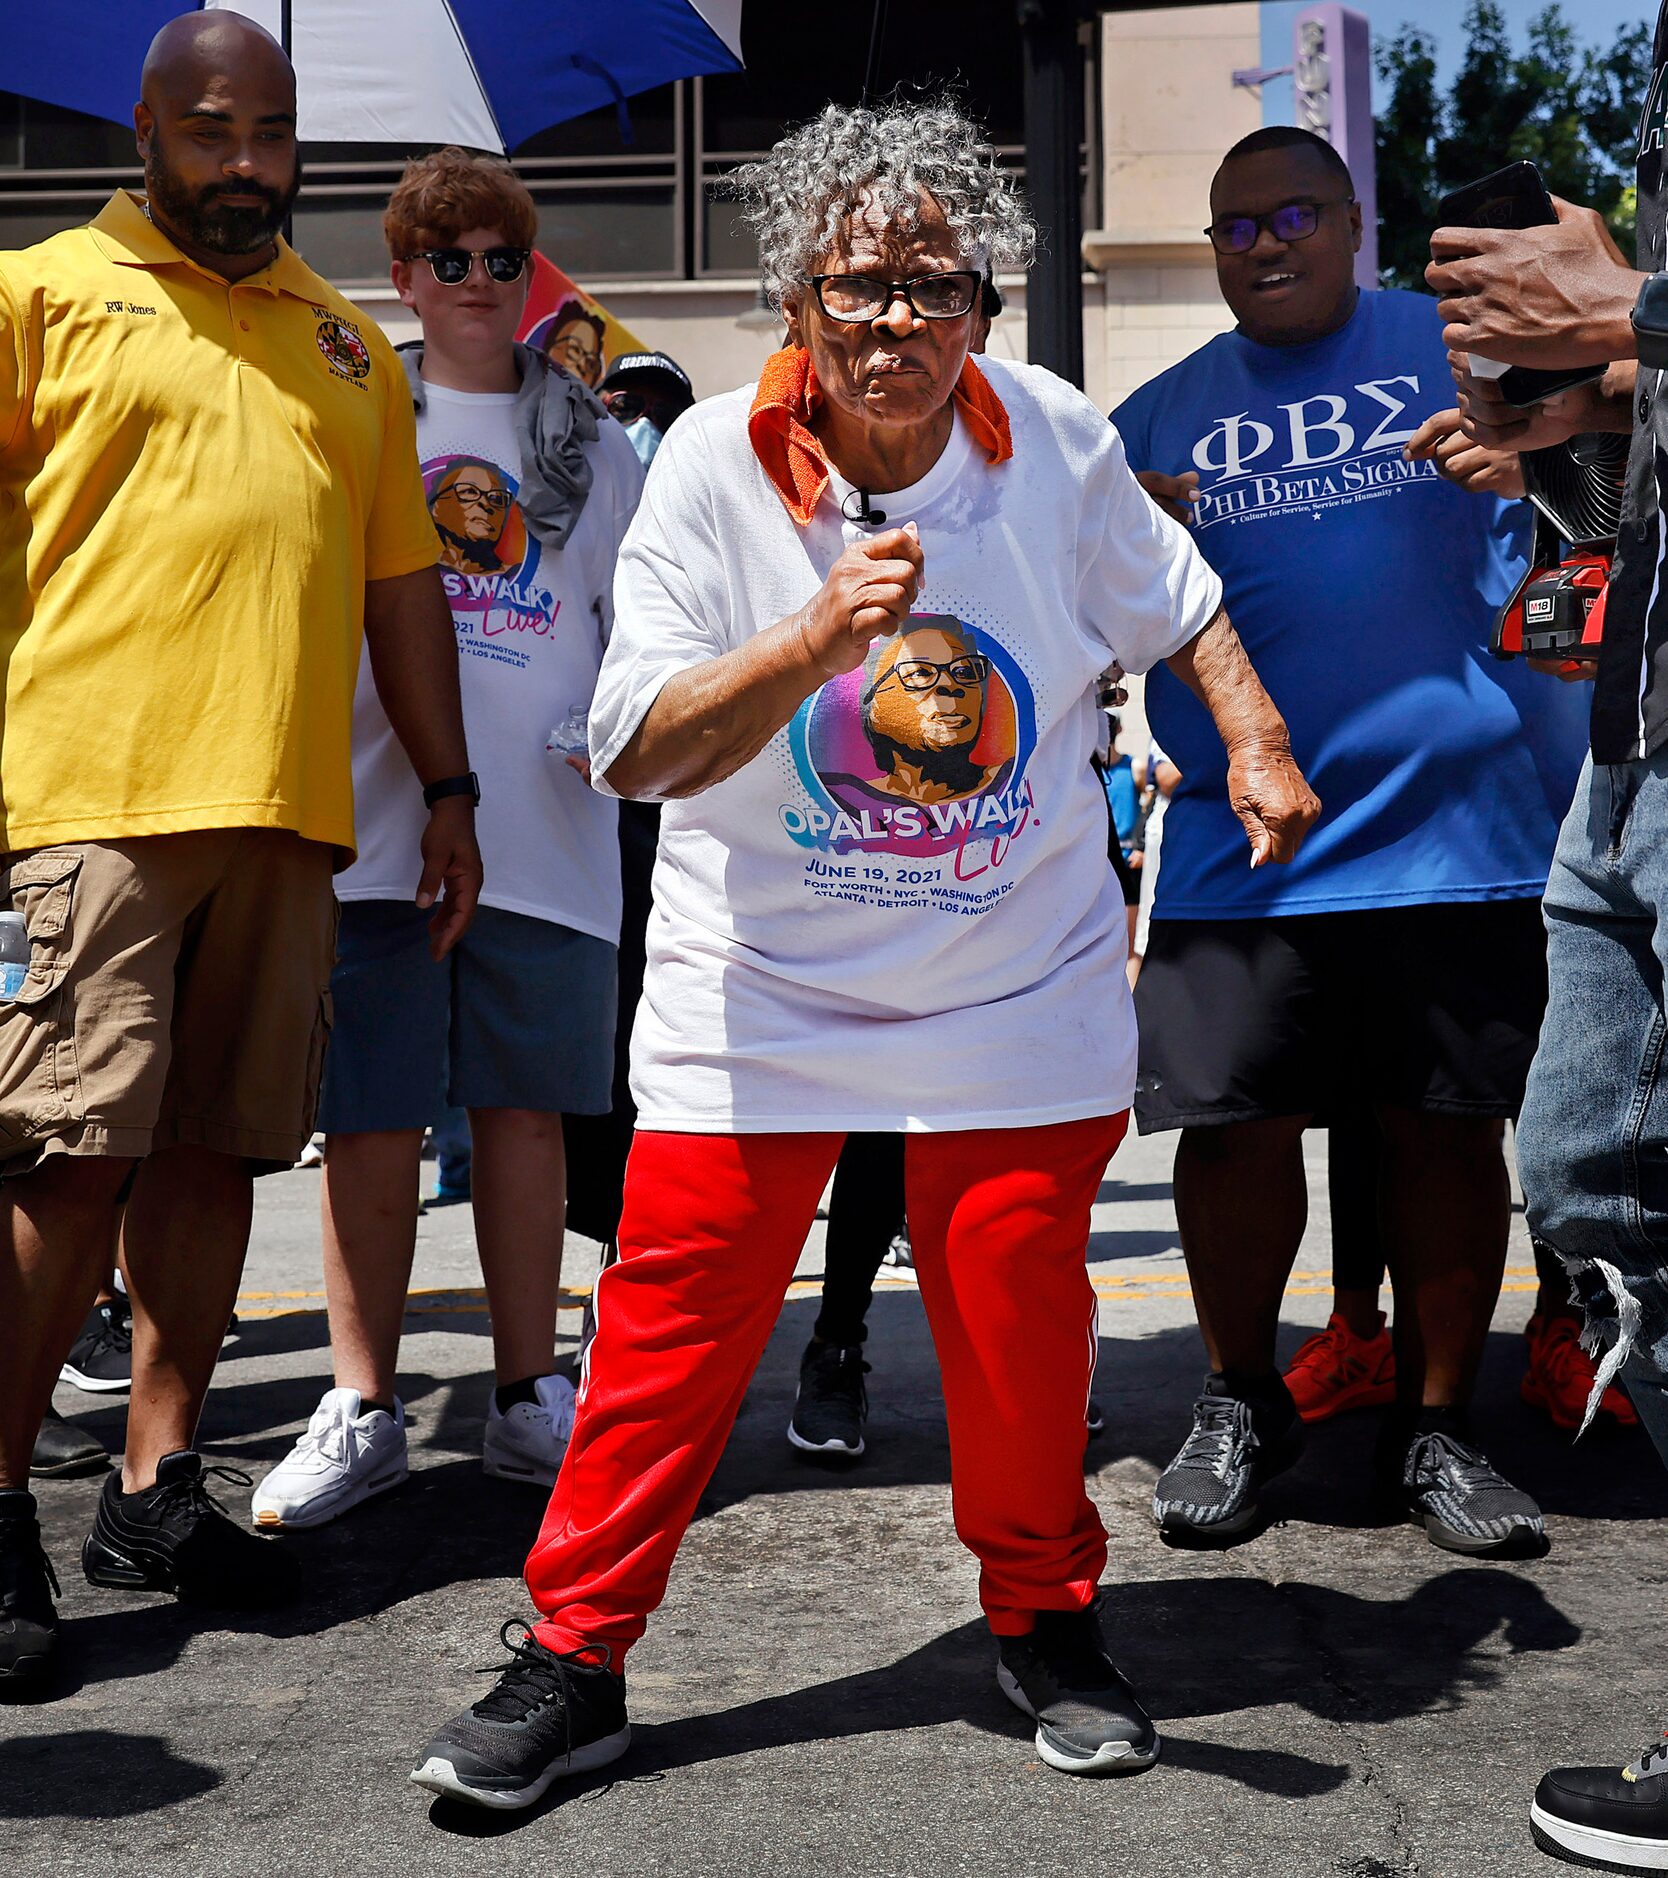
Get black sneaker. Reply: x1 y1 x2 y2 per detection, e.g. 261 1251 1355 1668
59 1299 132 1394
0 1490 59 1691
996 1602 1159 1776
786 1340 869 1459
1532 1729 1668 1870
82 1451 299 1606
1152 1374 1303 1542
410 1621 631 1810
1397 1428 1546 1557
30 1408 109 1480
1086 1398 1106 1439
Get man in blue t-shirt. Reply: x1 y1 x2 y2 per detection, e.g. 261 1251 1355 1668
1112 126 1588 1557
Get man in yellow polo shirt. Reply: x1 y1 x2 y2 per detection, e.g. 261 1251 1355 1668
0 11 482 1694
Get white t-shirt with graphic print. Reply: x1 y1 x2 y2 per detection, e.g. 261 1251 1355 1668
590 354 1224 1133
338 380 644 944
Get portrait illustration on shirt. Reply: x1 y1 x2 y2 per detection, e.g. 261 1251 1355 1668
784 611 1036 861
851 620 1001 807
428 455 525 575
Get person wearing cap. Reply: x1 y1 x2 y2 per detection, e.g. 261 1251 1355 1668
598 350 696 470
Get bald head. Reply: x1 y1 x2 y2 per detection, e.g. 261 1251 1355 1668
134 10 299 276
141 11 293 109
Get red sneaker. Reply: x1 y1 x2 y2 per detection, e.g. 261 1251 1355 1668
1282 1311 1396 1423
1521 1311 1640 1431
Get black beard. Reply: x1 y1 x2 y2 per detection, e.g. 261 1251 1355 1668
145 147 300 257
867 733 987 793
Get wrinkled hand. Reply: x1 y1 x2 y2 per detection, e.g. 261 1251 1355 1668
1426 196 1640 371
1136 468 1200 526
1403 407 1525 497
417 797 483 960
1227 738 1321 868
798 525 924 677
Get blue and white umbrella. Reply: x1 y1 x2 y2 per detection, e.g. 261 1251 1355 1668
0 1 744 151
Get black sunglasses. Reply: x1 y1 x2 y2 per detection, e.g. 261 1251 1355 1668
1204 198 1354 256
404 245 531 285
809 270 983 323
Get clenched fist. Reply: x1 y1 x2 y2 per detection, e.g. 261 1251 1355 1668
797 525 925 677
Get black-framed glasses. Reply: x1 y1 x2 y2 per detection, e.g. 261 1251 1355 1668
404 245 531 285
878 653 991 694
441 479 512 512
1203 198 1354 255
810 270 982 323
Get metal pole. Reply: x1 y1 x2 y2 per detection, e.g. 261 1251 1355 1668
1019 0 1085 386
280 0 292 56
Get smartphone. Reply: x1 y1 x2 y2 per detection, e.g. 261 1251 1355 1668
1435 162 1605 409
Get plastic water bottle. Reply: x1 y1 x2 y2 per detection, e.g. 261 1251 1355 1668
546 707 589 761
0 912 28 1001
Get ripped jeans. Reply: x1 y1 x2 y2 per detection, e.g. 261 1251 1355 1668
1518 751 1668 1459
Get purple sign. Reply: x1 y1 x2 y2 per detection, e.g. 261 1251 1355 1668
1294 4 1379 289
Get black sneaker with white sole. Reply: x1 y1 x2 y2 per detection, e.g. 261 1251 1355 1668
1532 1730 1668 1871
60 1299 132 1394
1086 1398 1106 1439
997 1602 1159 1776
0 1490 59 1691
82 1450 299 1606
1397 1428 1546 1558
1152 1374 1304 1542
787 1340 868 1459
411 1621 631 1810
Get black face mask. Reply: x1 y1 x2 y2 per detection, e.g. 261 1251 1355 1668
145 142 301 257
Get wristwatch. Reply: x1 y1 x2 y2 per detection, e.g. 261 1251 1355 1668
1631 272 1668 371
422 771 480 809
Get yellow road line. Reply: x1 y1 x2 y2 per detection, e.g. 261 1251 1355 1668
231 1272 1545 1319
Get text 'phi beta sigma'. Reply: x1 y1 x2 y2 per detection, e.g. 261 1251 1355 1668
1187 374 1441 532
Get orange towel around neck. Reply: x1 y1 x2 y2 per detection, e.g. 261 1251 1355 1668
746 346 1013 526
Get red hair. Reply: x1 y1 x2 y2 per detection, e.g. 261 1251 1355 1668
383 146 537 258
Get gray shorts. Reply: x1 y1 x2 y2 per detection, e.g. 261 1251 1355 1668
317 900 617 1131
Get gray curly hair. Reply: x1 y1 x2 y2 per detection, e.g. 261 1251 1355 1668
731 101 1036 312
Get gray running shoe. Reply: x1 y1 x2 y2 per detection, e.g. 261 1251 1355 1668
1401 1429 1546 1557
1152 1381 1303 1542
996 1603 1159 1776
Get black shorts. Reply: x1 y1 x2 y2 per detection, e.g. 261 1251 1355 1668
1132 899 1548 1133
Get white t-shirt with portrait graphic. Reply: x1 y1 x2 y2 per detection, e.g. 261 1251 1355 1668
338 380 644 944
590 355 1223 1132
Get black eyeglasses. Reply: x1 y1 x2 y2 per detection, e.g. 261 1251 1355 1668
404 245 531 285
1204 198 1354 256
441 479 512 511
810 271 982 323
878 653 991 694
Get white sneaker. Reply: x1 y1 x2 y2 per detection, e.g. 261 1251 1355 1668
251 1387 407 1529
482 1373 577 1488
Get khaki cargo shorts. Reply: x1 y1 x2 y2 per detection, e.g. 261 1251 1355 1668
0 828 337 1175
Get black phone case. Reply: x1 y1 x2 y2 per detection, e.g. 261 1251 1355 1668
1436 162 1605 409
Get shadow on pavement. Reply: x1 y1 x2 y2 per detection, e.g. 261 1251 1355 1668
0 1727 220 1816
425 1565 1574 1835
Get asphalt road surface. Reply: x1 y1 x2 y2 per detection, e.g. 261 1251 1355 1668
4 1127 1661 1878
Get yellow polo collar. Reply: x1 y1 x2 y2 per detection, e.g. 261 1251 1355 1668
88 188 314 299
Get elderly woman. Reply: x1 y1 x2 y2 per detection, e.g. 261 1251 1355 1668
413 102 1317 1807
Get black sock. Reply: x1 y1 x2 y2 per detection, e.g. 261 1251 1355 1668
495 1375 546 1415
0 1486 35 1513
1414 1403 1470 1440
360 1399 396 1418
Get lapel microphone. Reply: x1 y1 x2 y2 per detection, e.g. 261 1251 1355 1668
841 486 887 527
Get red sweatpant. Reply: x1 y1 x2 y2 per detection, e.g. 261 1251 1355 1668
525 1112 1128 1660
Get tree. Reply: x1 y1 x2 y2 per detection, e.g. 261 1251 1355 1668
1374 2 1647 289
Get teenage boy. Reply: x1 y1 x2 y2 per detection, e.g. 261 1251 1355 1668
252 148 643 1530
1114 126 1587 1554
